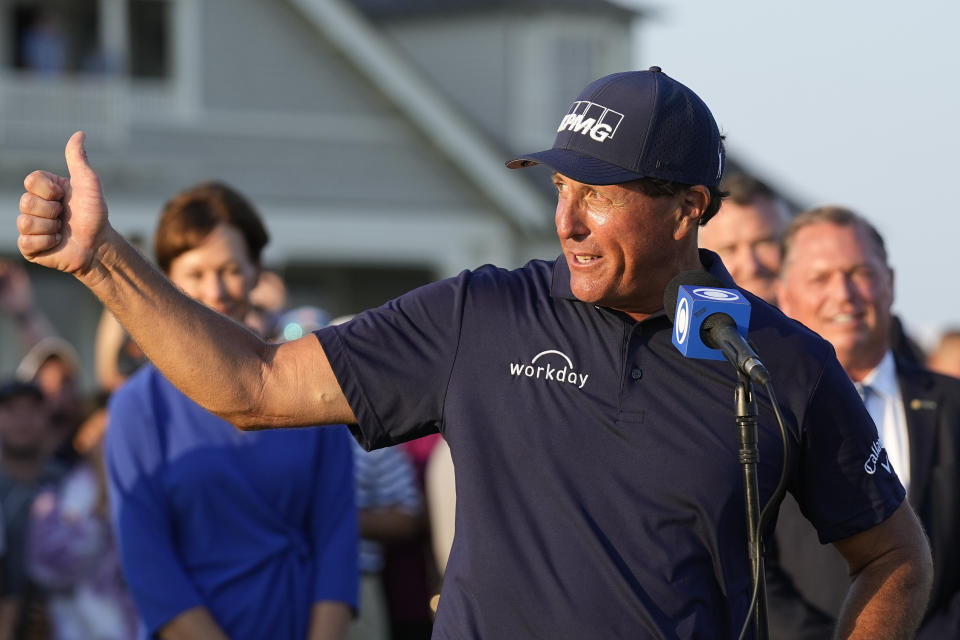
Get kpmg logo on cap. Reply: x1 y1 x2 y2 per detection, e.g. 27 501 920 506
557 101 624 143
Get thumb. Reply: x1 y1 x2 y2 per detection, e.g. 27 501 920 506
64 130 95 180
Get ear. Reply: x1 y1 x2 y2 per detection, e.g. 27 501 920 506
774 279 786 311
774 274 793 316
673 185 709 241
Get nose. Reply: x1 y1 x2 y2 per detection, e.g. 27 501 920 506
555 196 588 241
826 272 859 304
198 272 229 307
733 246 766 280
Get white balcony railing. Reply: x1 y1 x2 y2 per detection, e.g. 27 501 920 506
0 70 195 149
0 70 131 147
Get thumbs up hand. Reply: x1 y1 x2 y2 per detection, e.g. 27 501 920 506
18 131 114 278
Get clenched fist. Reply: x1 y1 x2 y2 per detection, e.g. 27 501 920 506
18 131 113 278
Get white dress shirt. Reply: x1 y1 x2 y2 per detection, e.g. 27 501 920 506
858 350 910 493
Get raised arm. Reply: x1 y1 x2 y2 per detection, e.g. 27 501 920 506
832 501 933 639
18 132 354 429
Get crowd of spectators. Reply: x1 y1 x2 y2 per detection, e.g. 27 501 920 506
0 182 443 639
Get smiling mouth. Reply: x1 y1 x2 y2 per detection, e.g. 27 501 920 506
573 254 600 265
828 312 865 326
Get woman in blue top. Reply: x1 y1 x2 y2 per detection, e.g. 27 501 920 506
105 182 357 640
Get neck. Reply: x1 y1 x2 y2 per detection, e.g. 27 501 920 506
618 250 705 322
842 348 889 383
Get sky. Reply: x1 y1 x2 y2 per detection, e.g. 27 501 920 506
626 0 960 345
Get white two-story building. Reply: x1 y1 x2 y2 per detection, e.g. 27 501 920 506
0 0 639 386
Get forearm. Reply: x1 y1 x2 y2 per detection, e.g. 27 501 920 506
834 557 930 638
833 504 933 640
157 606 229 640
80 228 273 425
359 506 426 541
307 601 352 640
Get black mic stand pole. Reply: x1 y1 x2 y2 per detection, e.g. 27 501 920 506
735 370 768 639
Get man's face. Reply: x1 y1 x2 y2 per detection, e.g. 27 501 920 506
698 197 786 304
34 357 78 415
0 395 48 459
777 222 893 373
552 173 694 315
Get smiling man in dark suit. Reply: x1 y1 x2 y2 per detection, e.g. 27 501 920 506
768 205 960 638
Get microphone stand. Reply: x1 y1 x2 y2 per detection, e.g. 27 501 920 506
735 370 768 640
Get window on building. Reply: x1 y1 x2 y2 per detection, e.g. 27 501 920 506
9 1 99 74
128 0 169 79
6 0 172 78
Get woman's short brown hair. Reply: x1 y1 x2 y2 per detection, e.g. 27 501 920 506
153 182 269 274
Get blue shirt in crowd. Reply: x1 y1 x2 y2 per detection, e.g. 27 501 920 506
106 365 358 640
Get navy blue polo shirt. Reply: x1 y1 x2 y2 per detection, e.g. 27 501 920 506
316 250 904 639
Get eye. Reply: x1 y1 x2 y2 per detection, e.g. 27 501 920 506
587 189 610 203
851 266 879 286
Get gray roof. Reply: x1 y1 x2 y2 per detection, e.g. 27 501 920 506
352 0 637 19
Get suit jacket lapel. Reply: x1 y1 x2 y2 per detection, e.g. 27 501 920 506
896 360 938 508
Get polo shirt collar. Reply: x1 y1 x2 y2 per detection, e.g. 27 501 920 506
550 248 737 304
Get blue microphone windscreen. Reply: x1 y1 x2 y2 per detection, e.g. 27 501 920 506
665 272 751 361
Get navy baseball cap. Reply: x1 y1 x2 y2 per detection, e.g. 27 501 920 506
506 67 725 187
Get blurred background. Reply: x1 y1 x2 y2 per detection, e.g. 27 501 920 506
0 0 956 392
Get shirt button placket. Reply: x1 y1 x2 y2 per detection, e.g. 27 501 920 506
629 323 644 383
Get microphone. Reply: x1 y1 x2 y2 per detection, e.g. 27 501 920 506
663 271 771 384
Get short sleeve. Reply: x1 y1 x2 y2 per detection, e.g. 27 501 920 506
792 356 906 543
315 271 471 450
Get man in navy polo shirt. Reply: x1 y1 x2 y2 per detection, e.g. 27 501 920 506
16 68 932 638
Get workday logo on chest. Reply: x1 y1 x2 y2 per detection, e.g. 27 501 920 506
508 349 590 389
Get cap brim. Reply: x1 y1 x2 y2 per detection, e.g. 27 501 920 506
505 148 645 186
